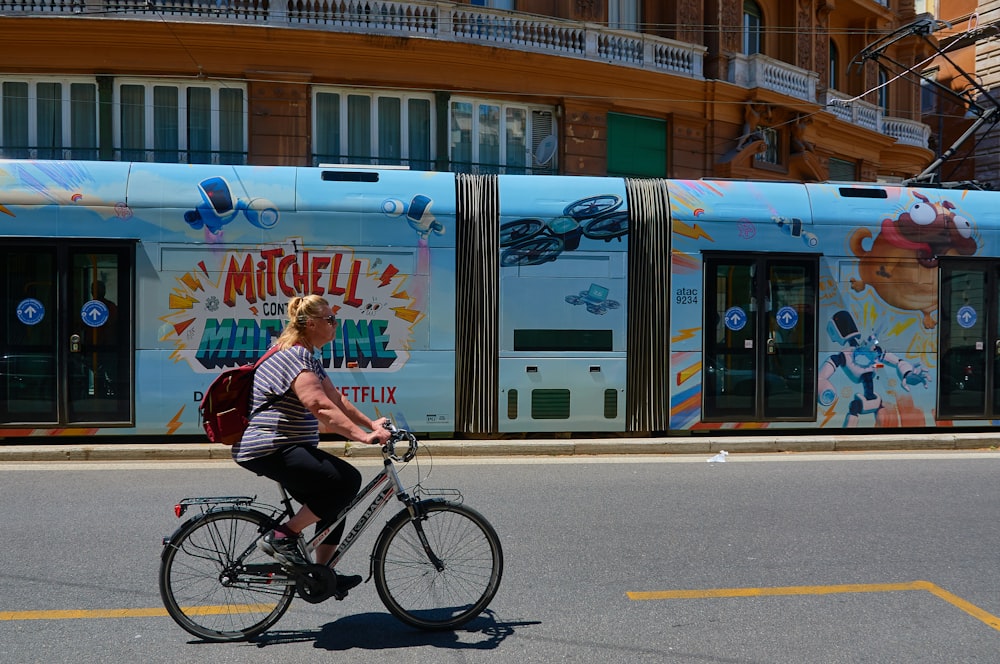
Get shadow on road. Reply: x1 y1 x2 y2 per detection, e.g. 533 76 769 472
251 609 539 651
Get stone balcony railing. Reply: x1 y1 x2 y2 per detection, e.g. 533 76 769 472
728 52 819 103
826 90 931 149
1 0 925 147
0 0 706 79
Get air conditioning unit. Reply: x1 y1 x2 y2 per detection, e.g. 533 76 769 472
531 110 557 167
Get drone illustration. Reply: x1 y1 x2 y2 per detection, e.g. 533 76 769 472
565 282 621 315
500 194 628 267
183 176 279 234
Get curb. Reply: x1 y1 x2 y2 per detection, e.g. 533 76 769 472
0 432 998 462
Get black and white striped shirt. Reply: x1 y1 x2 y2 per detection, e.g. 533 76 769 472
233 345 327 462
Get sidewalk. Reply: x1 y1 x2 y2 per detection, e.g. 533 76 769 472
0 431 998 462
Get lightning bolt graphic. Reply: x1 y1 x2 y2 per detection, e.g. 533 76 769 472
672 220 714 241
672 327 699 343
676 362 700 386
392 306 421 323
888 319 914 338
168 290 198 310
820 404 838 427
166 407 184 435
180 272 204 292
379 264 399 287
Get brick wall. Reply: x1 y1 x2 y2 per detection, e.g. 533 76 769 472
976 0 1000 188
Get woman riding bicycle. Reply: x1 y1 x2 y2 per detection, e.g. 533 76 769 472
233 294 391 595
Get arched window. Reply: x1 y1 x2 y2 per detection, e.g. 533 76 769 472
743 1 762 56
829 40 839 90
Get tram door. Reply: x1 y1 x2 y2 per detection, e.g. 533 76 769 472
939 261 1000 419
0 243 133 427
703 254 817 422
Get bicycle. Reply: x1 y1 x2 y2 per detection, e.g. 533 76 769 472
158 424 503 642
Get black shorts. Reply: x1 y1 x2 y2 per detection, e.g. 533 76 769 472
239 444 362 545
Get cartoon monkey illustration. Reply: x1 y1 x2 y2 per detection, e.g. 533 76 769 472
849 192 976 328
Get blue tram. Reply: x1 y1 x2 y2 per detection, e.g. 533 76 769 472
0 159 994 439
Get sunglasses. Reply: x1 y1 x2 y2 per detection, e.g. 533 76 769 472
313 315 337 325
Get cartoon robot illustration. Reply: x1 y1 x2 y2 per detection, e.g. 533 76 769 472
500 194 628 267
565 282 621 315
183 176 279 234
818 310 929 427
381 194 445 240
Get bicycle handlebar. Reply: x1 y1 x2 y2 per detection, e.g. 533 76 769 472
382 422 418 463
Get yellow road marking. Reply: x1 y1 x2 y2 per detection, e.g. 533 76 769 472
628 580 1000 632
0 604 276 621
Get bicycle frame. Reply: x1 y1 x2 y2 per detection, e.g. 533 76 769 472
294 454 411 569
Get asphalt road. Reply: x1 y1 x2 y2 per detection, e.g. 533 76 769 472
1 451 998 663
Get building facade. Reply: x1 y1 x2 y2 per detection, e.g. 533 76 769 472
0 0 934 182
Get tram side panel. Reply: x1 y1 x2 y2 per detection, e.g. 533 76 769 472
129 164 458 438
667 179 996 432
666 180 817 431
806 183 993 429
497 176 629 432
0 160 135 436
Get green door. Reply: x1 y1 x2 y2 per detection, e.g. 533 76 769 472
1 242 133 427
703 254 817 422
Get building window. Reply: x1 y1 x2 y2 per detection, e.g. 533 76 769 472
449 98 556 174
0 78 98 160
755 125 781 166
877 69 889 113
115 80 246 164
921 69 938 115
607 112 667 177
470 0 514 7
609 0 639 31
828 157 858 181
314 89 434 170
829 40 839 90
743 1 763 56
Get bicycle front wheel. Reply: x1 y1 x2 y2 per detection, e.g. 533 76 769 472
373 502 503 630
158 508 295 642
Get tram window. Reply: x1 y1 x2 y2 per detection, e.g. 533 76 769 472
513 329 612 351
321 171 380 182
838 187 887 199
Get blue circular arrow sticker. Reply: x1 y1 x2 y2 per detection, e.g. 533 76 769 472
776 306 799 330
16 298 45 325
724 306 747 331
81 299 110 328
957 305 977 329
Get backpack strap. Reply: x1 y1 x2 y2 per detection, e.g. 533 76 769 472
248 346 286 419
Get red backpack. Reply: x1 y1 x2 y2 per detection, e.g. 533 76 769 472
200 346 281 445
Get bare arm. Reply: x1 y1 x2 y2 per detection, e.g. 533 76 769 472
292 370 390 445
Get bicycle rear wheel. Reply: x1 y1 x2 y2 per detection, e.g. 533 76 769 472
373 502 503 630
158 508 295 642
